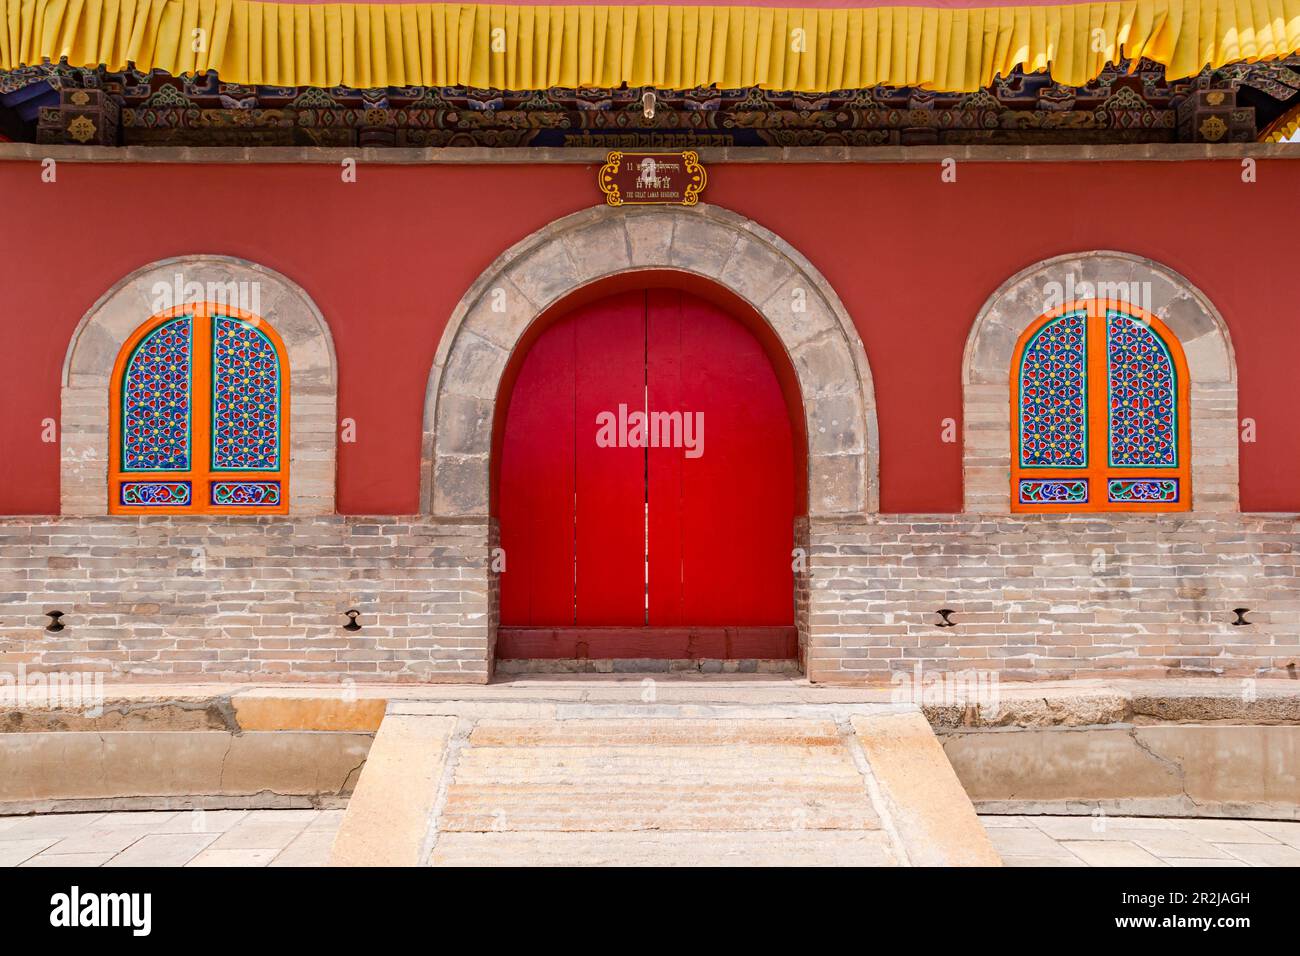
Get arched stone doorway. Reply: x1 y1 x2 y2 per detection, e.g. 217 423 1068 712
421 203 878 673
423 204 877 517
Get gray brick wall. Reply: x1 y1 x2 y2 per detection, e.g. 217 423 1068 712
1 514 1296 683
805 514 1300 682
0 517 492 682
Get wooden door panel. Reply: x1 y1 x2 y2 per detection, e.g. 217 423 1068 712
574 292 647 625
497 315 577 625
645 289 685 625
648 290 795 626
500 286 796 649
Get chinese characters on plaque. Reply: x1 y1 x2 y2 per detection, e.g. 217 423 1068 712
599 151 707 206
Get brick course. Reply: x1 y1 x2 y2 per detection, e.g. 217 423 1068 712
0 517 492 682
2 513 1296 683
805 514 1300 682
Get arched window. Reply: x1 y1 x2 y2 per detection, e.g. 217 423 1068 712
109 304 289 514
1012 300 1190 512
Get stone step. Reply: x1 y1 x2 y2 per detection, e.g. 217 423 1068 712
446 777 870 790
467 718 843 747
441 814 878 832
450 762 865 778
440 718 878 836
430 830 901 867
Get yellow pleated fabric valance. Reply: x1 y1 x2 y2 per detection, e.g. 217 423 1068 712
1265 104 1300 141
3 0 1300 93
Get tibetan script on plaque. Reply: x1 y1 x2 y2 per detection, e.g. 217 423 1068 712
599 151 707 206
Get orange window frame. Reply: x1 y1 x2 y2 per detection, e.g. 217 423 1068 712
109 302 290 515
1011 299 1191 514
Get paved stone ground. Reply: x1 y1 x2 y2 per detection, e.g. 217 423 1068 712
0 809 343 867
3 809 1297 865
982 815 1300 866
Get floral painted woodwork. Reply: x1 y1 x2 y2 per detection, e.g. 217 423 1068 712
110 304 288 514
1012 301 1189 513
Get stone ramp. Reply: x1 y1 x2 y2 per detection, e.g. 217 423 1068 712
434 718 893 864
331 693 999 867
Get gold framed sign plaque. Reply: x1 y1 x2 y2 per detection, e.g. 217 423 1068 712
598 151 707 206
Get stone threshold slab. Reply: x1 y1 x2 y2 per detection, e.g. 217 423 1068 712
388 700 912 720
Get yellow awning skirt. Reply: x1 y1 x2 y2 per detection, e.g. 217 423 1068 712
3 0 1299 93
1265 104 1300 141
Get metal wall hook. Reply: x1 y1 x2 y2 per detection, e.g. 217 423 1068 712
343 609 362 632
935 609 956 628
1231 608 1251 626
45 610 65 633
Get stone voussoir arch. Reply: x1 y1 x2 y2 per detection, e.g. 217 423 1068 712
421 202 879 519
962 250 1238 513
61 254 337 515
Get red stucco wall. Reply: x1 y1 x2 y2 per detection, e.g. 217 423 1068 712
0 157 1291 514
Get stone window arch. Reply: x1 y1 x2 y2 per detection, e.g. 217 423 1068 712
964 251 1237 513
62 256 336 515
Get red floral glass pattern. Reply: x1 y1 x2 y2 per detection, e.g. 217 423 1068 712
1011 301 1190 513
1018 312 1087 468
110 304 289 515
1107 312 1177 467
212 316 281 471
121 316 192 471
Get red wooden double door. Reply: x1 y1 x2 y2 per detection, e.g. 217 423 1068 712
497 288 797 659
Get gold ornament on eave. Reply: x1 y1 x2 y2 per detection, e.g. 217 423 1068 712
67 115 97 143
1199 116 1227 142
